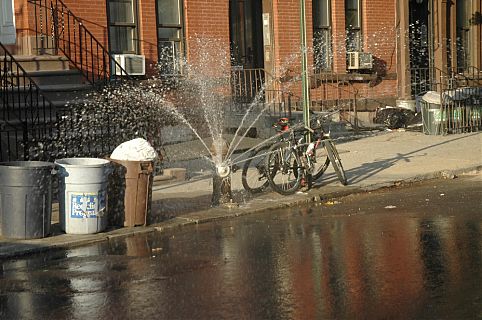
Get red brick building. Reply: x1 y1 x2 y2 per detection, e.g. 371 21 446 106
2 0 481 108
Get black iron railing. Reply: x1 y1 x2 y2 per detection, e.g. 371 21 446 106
231 68 267 103
410 67 436 96
230 68 293 118
439 86 482 134
28 0 130 88
309 71 358 110
0 42 56 161
1 43 152 162
410 66 482 97
413 66 482 134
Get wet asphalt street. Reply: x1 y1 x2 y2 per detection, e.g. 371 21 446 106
0 174 481 319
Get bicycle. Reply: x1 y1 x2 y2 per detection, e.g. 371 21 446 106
241 143 272 193
264 112 347 195
241 118 291 194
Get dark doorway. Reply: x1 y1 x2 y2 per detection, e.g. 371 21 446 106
409 0 433 95
229 0 264 69
409 0 431 70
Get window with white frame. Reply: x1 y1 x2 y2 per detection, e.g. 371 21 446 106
313 0 332 71
345 0 362 52
157 0 184 75
108 0 138 54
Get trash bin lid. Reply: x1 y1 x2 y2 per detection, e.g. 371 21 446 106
55 157 110 167
0 161 54 169
422 91 441 105
0 161 55 186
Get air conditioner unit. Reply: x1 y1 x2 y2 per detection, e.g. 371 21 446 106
113 54 146 76
347 52 373 70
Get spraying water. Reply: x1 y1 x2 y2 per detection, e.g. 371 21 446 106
28 26 436 205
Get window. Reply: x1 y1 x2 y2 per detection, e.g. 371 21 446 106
345 0 361 52
108 0 138 54
456 0 472 70
156 0 184 75
313 0 332 71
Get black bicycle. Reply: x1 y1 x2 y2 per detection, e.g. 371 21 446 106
264 113 347 195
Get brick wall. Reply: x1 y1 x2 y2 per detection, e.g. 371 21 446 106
63 0 159 75
184 0 231 77
331 0 347 73
11 0 398 102
62 0 109 46
138 0 159 75
362 0 397 74
273 0 397 103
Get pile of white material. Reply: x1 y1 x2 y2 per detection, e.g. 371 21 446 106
110 138 158 161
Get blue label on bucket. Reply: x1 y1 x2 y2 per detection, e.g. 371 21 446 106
70 191 106 218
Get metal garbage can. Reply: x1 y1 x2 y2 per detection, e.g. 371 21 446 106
421 91 445 135
0 161 55 239
55 158 112 234
108 159 154 227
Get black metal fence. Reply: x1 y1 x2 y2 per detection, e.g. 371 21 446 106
1 42 56 162
1 43 164 162
410 66 482 97
441 87 482 134
28 0 129 87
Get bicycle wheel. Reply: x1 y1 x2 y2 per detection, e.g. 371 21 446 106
265 141 303 195
311 141 330 181
241 145 271 193
325 139 347 185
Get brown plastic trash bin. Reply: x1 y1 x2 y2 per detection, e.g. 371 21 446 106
108 159 154 227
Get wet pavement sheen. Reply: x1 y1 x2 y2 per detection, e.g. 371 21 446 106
1 175 481 319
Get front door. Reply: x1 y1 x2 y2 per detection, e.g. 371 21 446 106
409 0 432 95
0 0 16 44
229 0 264 101
229 0 264 69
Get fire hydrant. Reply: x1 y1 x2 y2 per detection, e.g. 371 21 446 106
210 139 235 207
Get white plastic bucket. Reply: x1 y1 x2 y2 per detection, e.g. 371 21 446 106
55 158 112 234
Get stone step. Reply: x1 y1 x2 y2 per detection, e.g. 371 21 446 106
0 55 71 72
153 168 187 186
0 83 93 105
25 69 85 86
3 69 85 87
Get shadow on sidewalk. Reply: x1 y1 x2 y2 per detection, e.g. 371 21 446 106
344 133 479 184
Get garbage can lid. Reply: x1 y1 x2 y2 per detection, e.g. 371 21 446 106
55 157 111 167
0 161 55 169
422 91 441 105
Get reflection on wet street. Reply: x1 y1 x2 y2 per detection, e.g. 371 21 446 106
1 175 481 319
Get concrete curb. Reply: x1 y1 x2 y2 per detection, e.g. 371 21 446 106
1 164 480 260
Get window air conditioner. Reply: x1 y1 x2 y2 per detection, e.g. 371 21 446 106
347 52 373 70
113 54 146 76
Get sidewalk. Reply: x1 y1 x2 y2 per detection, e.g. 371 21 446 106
1 130 481 258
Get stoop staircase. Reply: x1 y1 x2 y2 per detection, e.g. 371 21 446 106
3 55 92 108
1 0 129 162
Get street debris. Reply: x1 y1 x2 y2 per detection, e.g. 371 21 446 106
373 107 418 129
